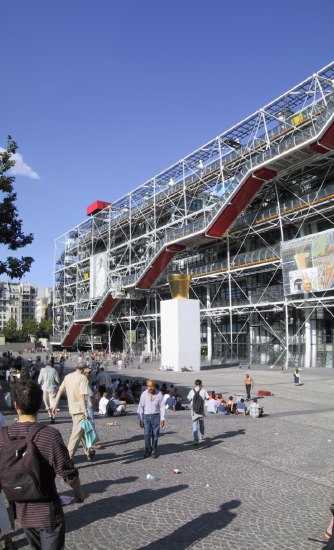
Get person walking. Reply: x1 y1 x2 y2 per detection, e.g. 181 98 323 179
52 363 94 461
137 379 165 459
293 367 301 386
0 379 85 550
58 355 65 381
244 372 253 401
38 362 60 424
83 366 103 450
187 379 209 444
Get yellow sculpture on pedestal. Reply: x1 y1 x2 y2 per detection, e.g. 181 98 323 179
168 273 192 299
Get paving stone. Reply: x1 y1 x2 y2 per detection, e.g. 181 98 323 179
11 367 334 549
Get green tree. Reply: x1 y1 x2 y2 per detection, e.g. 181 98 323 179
0 136 33 278
21 319 38 340
3 318 20 342
37 318 53 339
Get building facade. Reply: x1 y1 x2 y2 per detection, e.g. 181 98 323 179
35 287 53 323
53 61 334 368
0 282 37 331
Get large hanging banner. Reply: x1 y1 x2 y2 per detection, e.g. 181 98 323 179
281 228 334 295
90 251 109 299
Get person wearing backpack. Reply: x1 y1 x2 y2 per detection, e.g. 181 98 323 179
0 379 85 550
187 379 209 444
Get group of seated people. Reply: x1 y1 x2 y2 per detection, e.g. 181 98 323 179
98 391 127 417
95 380 184 417
206 391 264 418
160 383 185 412
93 373 265 419
95 376 138 403
88 374 133 418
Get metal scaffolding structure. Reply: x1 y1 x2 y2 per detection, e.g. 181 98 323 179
53 61 334 367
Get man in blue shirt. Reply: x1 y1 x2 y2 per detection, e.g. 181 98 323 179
138 379 165 459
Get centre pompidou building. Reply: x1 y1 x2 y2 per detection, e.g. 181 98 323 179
53 61 334 368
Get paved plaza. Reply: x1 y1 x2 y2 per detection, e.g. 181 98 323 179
11 367 334 549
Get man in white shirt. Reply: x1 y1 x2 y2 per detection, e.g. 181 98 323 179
249 398 263 418
98 393 110 416
38 362 60 424
206 395 219 414
187 379 209 444
137 380 165 459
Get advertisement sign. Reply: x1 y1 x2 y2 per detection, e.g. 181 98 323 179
281 228 334 295
90 251 108 299
126 330 137 344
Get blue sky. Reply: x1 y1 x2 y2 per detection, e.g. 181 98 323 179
1 0 334 287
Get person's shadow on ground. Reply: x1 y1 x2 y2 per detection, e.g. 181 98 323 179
75 429 245 468
61 476 138 497
120 429 246 464
101 431 176 448
66 484 188 533
137 499 241 549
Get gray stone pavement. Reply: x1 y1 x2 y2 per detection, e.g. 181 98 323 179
12 367 334 549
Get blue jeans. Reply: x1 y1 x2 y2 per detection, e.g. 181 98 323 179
24 517 65 550
192 417 205 441
143 414 160 454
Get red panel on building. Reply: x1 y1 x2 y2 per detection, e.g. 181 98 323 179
137 244 185 289
206 167 277 239
92 295 119 323
253 167 277 181
309 143 329 154
63 323 84 347
87 201 111 216
317 121 334 150
206 175 263 238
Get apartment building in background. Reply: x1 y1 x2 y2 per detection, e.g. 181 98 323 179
0 283 52 332
35 287 53 323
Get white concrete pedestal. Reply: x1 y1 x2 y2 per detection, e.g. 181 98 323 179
160 298 200 372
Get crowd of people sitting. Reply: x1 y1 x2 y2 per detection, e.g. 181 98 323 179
0 351 264 420
206 391 264 418
92 376 185 417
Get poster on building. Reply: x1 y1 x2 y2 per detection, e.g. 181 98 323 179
281 228 334 295
90 251 109 299
126 330 137 344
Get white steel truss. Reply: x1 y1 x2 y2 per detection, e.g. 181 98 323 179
53 62 334 365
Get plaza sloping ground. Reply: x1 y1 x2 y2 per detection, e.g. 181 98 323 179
11 367 334 549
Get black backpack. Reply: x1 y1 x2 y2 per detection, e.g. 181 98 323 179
192 389 204 415
0 424 57 503
106 400 115 417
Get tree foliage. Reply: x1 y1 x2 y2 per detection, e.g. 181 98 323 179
3 318 21 342
2 317 53 342
0 136 33 278
21 319 39 338
37 318 53 338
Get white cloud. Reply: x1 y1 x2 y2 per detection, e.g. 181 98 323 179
11 152 40 180
0 148 40 180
